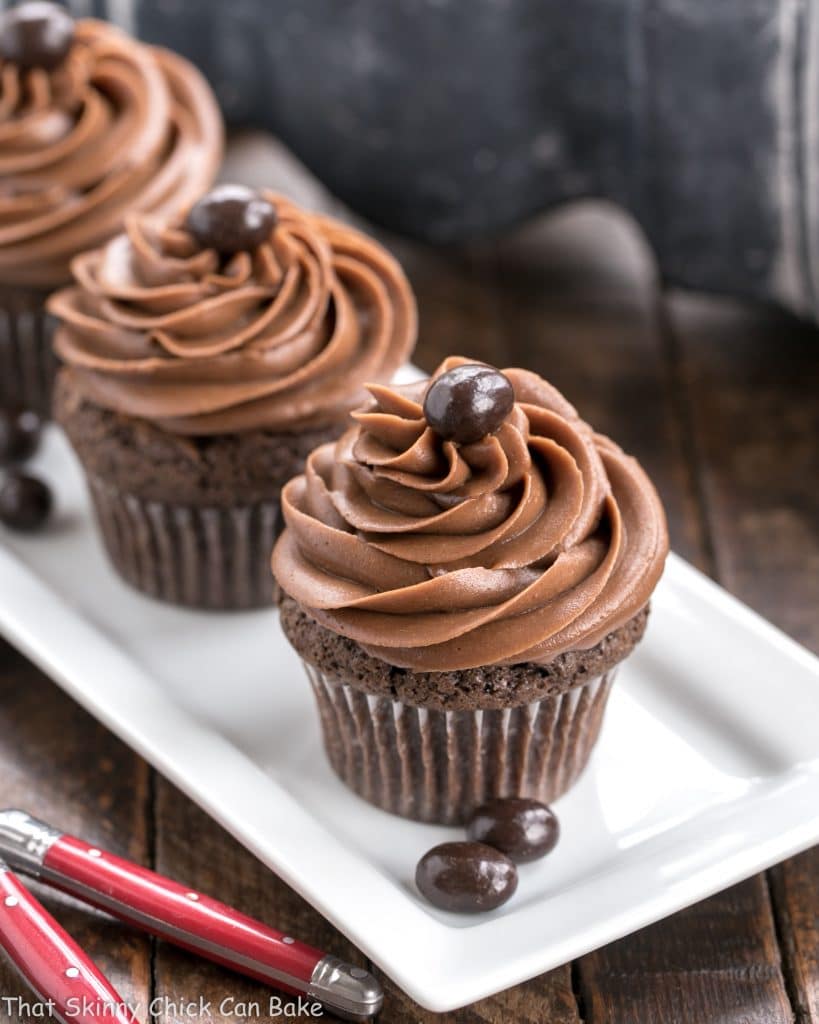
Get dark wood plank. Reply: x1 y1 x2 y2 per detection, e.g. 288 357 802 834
666 292 819 653
151 779 365 1024
771 849 819 1024
393 239 508 375
578 877 792 1024
0 641 152 1020
667 291 819 1024
377 968 581 1024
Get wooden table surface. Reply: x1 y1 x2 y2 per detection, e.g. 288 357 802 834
1 136 817 1023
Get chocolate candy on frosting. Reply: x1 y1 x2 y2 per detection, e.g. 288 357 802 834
0 2 74 71
415 842 518 913
466 798 560 863
423 363 515 445
0 407 42 465
186 184 278 255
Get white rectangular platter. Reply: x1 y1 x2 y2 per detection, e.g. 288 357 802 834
1 425 818 1013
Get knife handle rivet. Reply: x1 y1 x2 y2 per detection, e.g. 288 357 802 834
4 896 18 908
186 893 199 901
88 849 102 858
282 936 295 944
65 967 79 979
350 968 369 979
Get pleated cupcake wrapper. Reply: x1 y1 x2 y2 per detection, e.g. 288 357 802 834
304 663 616 825
0 291 59 416
88 476 280 610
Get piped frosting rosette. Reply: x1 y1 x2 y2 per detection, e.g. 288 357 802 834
0 18 222 287
49 193 418 434
273 357 669 671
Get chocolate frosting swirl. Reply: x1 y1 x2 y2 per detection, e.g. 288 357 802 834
272 358 669 671
0 18 223 288
49 193 418 435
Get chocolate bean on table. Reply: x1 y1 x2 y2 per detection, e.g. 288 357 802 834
0 2 75 71
0 471 52 531
423 364 515 445
415 841 518 914
467 798 560 864
186 184 278 255
0 407 42 465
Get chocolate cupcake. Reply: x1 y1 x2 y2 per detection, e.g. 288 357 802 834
50 187 418 610
0 2 223 414
272 358 668 823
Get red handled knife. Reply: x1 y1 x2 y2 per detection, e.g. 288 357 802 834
0 857 138 1023
0 810 382 1021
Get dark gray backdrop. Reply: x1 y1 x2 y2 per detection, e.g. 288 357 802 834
10 0 819 323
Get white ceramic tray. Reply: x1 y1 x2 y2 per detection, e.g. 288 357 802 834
1 426 818 1013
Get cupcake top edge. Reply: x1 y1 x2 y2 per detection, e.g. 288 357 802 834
272 356 669 672
0 6 224 288
48 186 418 436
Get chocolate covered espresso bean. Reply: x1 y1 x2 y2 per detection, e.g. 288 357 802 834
415 842 517 913
423 364 514 445
0 2 74 71
186 184 277 254
0 471 52 531
467 798 560 863
0 407 42 465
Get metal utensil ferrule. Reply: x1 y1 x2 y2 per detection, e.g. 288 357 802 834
307 955 383 1021
0 810 61 877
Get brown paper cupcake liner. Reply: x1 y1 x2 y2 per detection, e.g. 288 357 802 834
304 662 616 824
88 475 280 610
0 289 59 416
